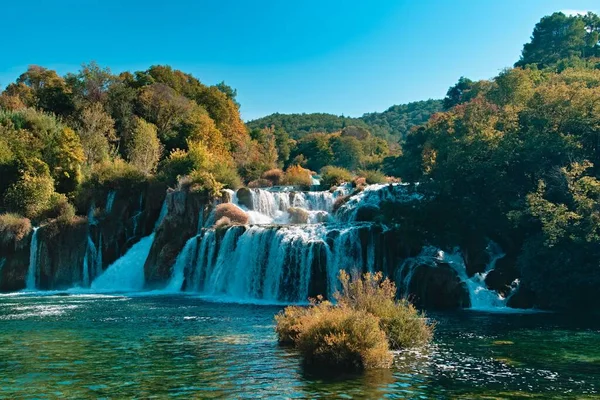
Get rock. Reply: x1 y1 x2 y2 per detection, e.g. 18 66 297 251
144 190 212 287
485 255 519 297
407 262 471 309
236 188 253 209
354 205 380 222
288 207 309 224
507 285 536 309
462 236 490 276
0 226 32 292
221 189 233 203
37 217 88 289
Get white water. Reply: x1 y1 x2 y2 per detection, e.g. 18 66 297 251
91 199 168 292
25 228 39 290
19 182 516 311
395 243 518 311
166 221 381 302
91 234 155 291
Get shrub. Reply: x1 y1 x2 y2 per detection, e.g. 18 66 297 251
157 149 195 187
275 302 318 345
215 216 231 228
3 173 55 220
248 178 273 188
275 271 433 374
353 176 367 188
262 169 284 186
0 213 32 245
88 159 148 190
179 170 223 198
214 203 248 225
320 166 353 188
357 169 387 184
295 306 392 372
336 271 433 349
284 165 312 188
287 207 309 224
332 195 350 213
38 193 76 223
212 162 243 190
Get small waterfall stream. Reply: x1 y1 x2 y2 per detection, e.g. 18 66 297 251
25 228 40 290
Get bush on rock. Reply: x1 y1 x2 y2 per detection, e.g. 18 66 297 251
214 203 248 225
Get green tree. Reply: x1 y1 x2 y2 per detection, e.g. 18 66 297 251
126 117 163 174
515 12 600 68
77 103 116 165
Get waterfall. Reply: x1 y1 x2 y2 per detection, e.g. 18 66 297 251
91 198 167 292
106 191 117 214
155 199 168 231
25 228 39 290
165 222 383 303
396 243 513 310
131 194 144 237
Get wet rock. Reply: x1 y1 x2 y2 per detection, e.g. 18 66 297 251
407 262 471 309
462 237 489 276
0 227 32 292
236 188 253 209
37 218 88 289
354 205 380 222
485 255 519 297
144 190 212 287
507 285 536 309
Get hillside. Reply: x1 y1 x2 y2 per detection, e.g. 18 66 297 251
247 99 443 142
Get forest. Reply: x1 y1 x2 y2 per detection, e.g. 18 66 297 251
1 11 599 310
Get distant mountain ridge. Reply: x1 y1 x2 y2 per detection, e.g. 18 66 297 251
246 99 443 141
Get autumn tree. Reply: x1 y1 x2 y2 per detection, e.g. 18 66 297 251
126 117 163 174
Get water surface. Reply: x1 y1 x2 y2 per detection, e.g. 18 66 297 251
0 294 598 399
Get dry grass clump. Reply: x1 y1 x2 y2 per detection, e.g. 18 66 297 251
287 207 309 224
284 165 312 188
214 203 248 225
0 213 32 245
336 271 433 349
215 216 232 228
275 271 433 374
357 169 387 184
332 195 350 213
320 166 353 188
275 297 392 372
248 178 273 188
261 169 284 186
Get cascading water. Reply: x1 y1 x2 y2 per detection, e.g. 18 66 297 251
395 243 518 310
25 227 40 290
166 183 391 302
91 199 167 292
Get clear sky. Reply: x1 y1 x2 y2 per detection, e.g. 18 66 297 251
0 0 597 121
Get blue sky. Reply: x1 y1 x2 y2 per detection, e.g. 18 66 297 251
0 0 597 121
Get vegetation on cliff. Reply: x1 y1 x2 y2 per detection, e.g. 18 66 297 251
275 271 432 373
382 11 600 309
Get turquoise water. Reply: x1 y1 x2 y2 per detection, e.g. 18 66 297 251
0 294 598 399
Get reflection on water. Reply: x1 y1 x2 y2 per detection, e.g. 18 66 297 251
0 295 598 398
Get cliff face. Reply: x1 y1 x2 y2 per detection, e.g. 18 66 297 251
144 190 213 287
0 228 31 291
37 218 88 289
0 183 166 291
